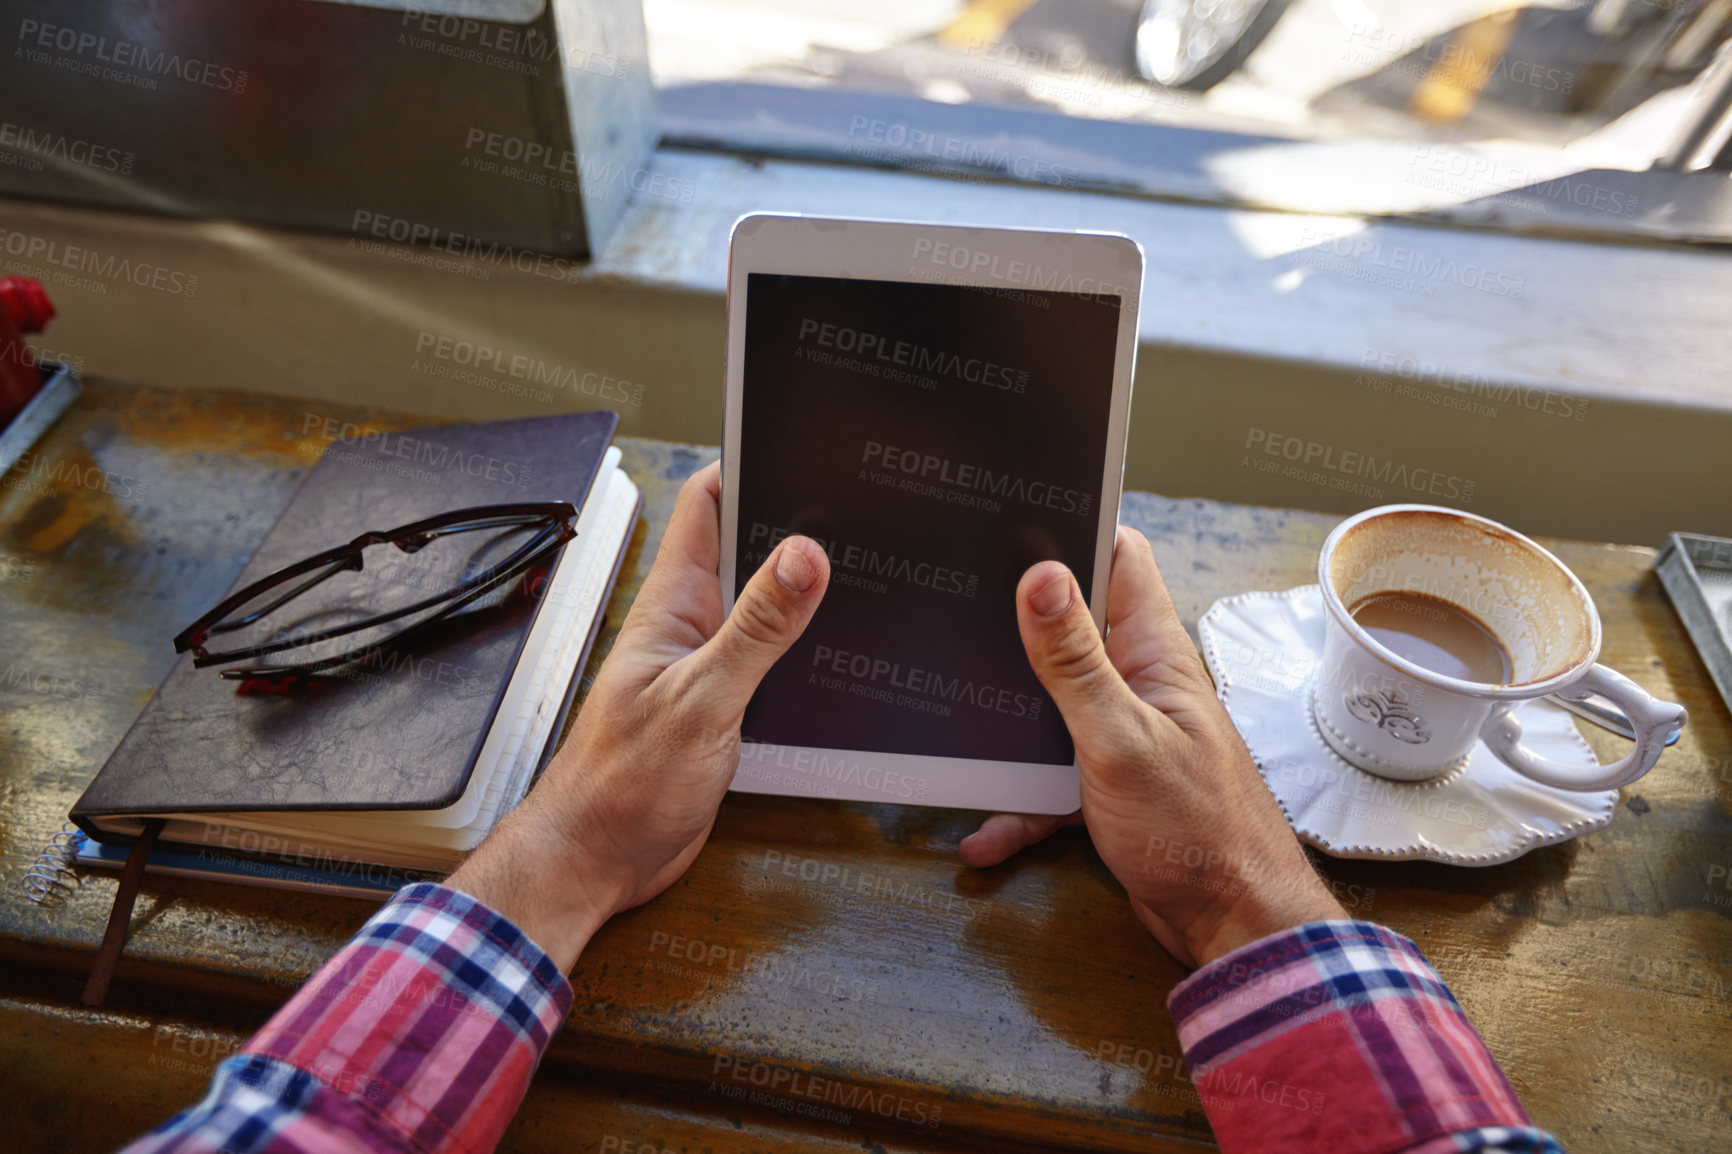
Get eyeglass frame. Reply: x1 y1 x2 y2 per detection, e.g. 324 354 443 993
172 502 579 682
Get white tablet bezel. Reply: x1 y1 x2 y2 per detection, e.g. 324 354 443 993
719 214 1143 814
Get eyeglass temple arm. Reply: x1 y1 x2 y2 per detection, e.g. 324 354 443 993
188 519 575 668
205 559 362 637
217 531 571 680
395 512 563 551
173 503 577 655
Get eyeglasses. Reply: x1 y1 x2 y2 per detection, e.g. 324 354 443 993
174 502 577 685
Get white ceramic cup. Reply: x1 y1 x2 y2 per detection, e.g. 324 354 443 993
1310 505 1685 791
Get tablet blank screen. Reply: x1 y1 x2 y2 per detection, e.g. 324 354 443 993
736 273 1121 766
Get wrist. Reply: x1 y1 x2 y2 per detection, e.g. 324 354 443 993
446 797 623 972
1183 882 1348 968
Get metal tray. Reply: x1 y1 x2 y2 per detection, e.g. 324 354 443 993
0 361 81 478
1657 532 1732 717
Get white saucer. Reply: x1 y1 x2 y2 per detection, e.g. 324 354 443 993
1198 586 1618 866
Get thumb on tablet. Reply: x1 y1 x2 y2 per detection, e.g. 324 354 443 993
695 535 830 718
1016 561 1143 754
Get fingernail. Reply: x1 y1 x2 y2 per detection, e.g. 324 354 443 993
1031 571 1073 617
775 541 817 592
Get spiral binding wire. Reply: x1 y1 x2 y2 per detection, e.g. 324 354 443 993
22 821 82 906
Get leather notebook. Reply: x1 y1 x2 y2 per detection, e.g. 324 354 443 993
69 411 640 873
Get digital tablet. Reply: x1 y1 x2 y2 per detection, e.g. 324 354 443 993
719 215 1142 814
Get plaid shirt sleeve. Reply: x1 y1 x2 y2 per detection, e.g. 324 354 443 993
1169 920 1564 1153
121 896 1557 1154
121 882 572 1154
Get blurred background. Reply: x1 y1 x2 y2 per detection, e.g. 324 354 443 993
647 0 1731 152
2 0 1729 541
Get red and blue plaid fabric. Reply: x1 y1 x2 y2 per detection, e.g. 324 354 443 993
123 889 1558 1153
122 883 572 1154
1170 920 1563 1152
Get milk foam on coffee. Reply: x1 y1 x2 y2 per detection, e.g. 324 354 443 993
1326 510 1595 686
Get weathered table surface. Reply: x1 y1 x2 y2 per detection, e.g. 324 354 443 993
1 384 1727 1153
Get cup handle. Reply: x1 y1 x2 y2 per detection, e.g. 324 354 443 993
1479 664 1686 792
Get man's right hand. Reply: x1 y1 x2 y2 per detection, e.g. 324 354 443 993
959 527 1344 968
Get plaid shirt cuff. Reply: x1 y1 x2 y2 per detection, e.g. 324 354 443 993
126 882 573 1154
1167 921 1562 1154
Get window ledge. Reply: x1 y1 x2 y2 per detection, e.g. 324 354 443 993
2 148 1727 544
600 149 1732 416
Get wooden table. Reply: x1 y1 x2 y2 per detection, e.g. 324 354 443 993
2 383 1727 1153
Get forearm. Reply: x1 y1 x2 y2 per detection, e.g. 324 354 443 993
1168 920 1563 1154
122 883 572 1154
443 787 618 972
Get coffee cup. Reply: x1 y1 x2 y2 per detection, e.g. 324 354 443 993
1311 505 1685 791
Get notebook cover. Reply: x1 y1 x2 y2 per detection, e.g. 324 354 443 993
73 834 430 900
71 411 618 828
